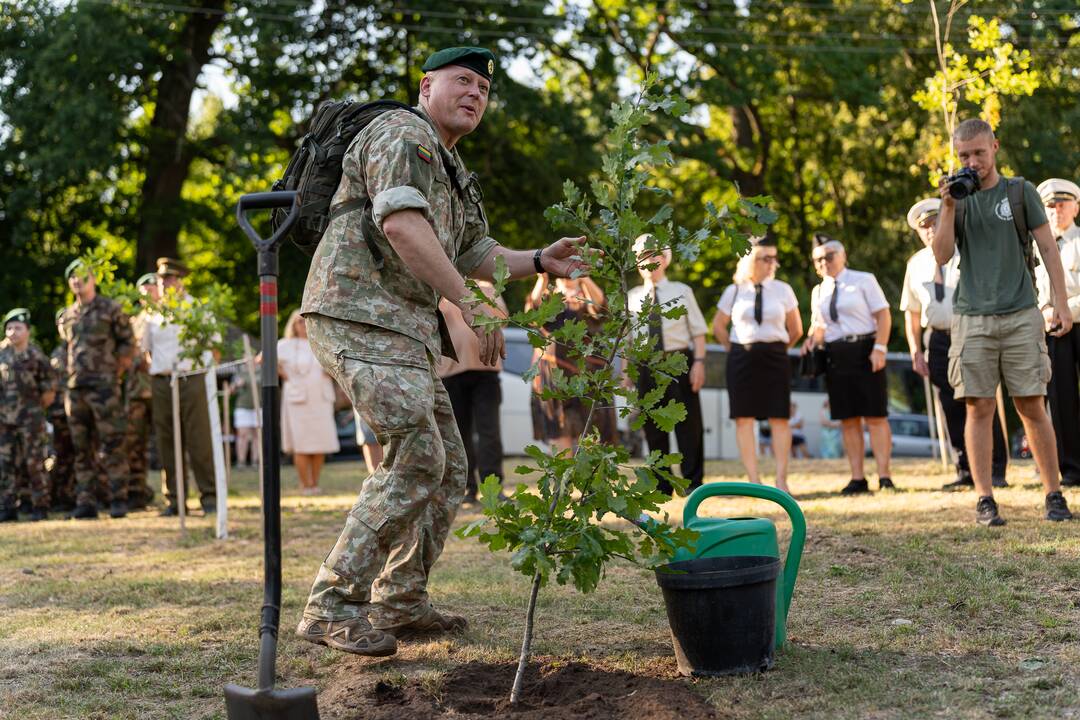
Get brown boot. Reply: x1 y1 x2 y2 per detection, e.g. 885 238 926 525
296 616 397 657
380 605 468 641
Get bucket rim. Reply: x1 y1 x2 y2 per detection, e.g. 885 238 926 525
655 555 781 589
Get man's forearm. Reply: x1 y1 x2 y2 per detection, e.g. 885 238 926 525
904 310 922 355
1034 226 1069 306
472 245 542 281
933 208 956 265
382 210 470 306
874 309 891 346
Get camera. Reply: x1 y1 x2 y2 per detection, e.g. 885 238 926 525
945 167 980 199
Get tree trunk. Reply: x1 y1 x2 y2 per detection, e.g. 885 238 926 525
135 0 225 272
728 104 767 198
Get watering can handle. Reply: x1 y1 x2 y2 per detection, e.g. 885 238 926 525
683 482 806 618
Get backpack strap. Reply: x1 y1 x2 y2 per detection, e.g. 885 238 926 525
1006 176 1038 286
953 197 966 251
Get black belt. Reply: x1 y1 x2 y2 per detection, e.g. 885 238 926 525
826 332 875 345
732 341 786 350
930 328 951 336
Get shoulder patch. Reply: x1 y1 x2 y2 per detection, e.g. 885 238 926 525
416 144 434 164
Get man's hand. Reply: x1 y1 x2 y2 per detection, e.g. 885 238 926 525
911 350 929 378
937 177 956 210
689 361 705 393
1051 296 1073 337
1042 305 1056 333
41 391 55 409
461 300 507 367
870 348 886 373
540 237 589 278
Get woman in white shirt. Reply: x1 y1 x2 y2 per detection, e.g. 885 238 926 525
712 237 803 493
801 234 894 494
279 310 340 494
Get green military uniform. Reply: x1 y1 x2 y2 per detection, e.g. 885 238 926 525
125 307 155 508
0 309 56 520
300 50 497 631
58 291 134 513
47 343 77 510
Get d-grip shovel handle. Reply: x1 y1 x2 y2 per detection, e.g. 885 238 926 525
683 482 806 617
236 191 301 277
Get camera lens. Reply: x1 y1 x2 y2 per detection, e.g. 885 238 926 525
947 168 979 199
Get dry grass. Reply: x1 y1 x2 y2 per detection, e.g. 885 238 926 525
2 457 1079 719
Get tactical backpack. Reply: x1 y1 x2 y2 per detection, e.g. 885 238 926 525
271 99 427 256
954 176 1036 282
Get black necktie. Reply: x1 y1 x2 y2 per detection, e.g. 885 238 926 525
649 286 664 351
754 284 763 324
829 280 839 321
934 265 945 302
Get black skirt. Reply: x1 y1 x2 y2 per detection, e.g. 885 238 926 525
825 337 888 420
727 342 791 419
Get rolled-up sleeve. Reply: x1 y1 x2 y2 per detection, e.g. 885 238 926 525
356 117 440 229
455 235 498 276
371 186 431 227
682 284 708 337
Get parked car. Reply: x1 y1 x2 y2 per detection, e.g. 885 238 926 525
863 413 941 458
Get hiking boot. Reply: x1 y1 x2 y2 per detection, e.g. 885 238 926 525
29 508 48 522
975 496 1005 527
0 507 17 523
109 501 128 519
840 479 871 496
69 504 99 520
296 616 397 657
1045 491 1073 522
878 477 896 491
378 605 468 641
942 473 975 492
992 476 1009 488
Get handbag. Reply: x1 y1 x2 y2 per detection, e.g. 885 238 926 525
799 347 827 379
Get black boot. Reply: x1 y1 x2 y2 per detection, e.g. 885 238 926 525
840 478 871 495
0 507 17 523
29 508 48 522
69 504 99 520
109 501 128 519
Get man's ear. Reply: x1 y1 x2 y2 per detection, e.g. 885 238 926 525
419 73 432 99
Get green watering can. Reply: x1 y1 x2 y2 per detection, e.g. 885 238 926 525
673 482 806 649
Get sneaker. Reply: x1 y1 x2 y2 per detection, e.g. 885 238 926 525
878 477 896 491
992 476 1009 488
29 508 48 522
0 507 16 523
377 605 468 641
296 616 397 657
69 504 99 520
109 501 128 519
1045 491 1073 521
840 479 871 496
942 474 975 492
975 496 1006 527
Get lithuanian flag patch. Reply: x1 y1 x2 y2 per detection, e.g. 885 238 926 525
416 144 433 164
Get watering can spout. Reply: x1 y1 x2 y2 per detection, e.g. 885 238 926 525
679 482 806 649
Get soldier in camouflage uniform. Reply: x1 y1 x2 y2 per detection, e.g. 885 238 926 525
47 315 76 512
295 47 588 657
0 308 56 522
124 273 159 510
58 259 135 520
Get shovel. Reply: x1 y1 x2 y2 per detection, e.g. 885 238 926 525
225 191 320 720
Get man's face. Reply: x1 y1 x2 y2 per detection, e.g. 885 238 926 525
420 66 489 139
5 321 28 347
917 217 937 247
139 282 161 304
953 132 998 184
68 271 95 297
161 275 183 294
636 250 670 282
812 245 845 278
1046 199 1079 233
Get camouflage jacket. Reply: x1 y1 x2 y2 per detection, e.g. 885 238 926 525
127 311 153 400
58 294 134 389
0 339 55 425
301 105 497 360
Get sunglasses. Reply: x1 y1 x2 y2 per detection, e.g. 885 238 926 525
813 251 838 265
756 255 779 264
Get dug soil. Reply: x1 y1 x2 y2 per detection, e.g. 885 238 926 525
321 658 719 719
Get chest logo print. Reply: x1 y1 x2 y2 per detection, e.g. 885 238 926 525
995 197 1014 222
416 144 433 164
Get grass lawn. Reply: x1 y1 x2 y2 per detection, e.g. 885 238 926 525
2 457 1079 719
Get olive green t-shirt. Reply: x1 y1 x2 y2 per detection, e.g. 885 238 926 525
954 178 1048 316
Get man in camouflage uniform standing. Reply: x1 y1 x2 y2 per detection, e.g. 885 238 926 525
0 308 56 522
47 310 76 512
58 259 134 520
296 47 587 657
125 273 159 510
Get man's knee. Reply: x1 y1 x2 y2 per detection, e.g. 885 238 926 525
966 397 996 420
1013 395 1048 420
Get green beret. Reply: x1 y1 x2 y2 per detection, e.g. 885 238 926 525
65 258 87 279
137 272 158 287
421 47 496 81
3 308 31 328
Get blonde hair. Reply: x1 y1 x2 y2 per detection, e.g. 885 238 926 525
953 118 995 143
732 245 776 285
283 309 305 338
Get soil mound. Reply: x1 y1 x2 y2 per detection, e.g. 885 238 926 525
323 659 718 719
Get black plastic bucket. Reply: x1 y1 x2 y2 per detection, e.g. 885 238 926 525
655 555 780 676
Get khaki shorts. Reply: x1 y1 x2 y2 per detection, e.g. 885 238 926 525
948 306 1051 399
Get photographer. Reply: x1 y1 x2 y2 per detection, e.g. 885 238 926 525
1034 179 1080 488
900 198 1008 491
933 119 1073 526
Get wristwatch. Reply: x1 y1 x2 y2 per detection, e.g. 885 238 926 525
533 249 545 274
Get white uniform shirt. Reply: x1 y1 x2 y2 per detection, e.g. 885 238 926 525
627 278 708 351
1035 224 1080 321
141 298 215 375
899 247 960 331
716 279 798 344
811 268 889 343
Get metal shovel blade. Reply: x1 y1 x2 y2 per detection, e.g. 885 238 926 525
224 683 320 720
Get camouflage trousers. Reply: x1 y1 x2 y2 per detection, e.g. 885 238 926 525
47 410 76 507
302 314 467 628
125 397 153 504
0 419 50 510
67 384 130 507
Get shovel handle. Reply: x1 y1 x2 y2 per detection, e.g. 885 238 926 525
236 191 301 276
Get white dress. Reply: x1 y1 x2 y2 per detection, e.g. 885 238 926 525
277 337 340 455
